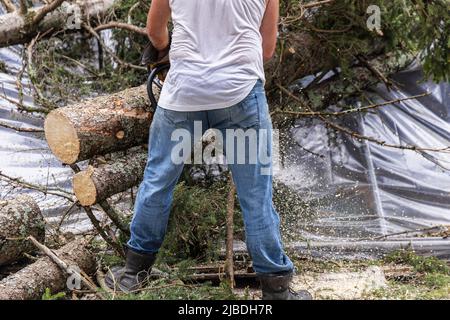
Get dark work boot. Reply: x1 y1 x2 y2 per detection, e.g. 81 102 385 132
105 246 156 293
259 271 313 300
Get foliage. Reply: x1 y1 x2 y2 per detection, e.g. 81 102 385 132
29 0 150 107
26 0 449 111
117 280 239 300
384 249 450 275
103 254 241 300
157 181 244 265
41 288 66 300
282 0 449 82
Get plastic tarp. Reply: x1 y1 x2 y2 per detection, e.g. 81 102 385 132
275 63 450 258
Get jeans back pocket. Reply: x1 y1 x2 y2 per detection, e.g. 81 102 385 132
229 90 260 129
162 107 189 126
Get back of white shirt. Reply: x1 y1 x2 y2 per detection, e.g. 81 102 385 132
158 0 267 111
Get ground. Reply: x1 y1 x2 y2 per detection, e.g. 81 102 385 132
88 249 450 300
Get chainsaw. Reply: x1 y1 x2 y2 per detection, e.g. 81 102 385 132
141 37 171 110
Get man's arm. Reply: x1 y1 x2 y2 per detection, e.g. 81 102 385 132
147 0 171 50
260 0 279 63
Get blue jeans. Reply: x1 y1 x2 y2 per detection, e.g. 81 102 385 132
127 80 294 274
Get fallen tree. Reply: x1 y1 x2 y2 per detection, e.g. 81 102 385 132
44 85 154 164
73 150 148 206
0 237 95 300
0 0 117 47
265 31 336 90
0 195 45 266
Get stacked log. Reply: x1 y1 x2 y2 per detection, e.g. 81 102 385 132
73 150 148 206
0 195 45 266
0 238 95 300
44 85 152 165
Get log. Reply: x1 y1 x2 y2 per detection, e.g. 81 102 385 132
73 150 148 206
44 85 154 164
0 195 45 266
0 0 117 47
0 238 95 300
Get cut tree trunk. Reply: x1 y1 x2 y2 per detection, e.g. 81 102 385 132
44 85 156 164
0 0 117 47
0 237 95 300
73 150 148 206
0 195 45 266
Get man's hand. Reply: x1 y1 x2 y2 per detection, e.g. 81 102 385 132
147 0 171 51
260 0 280 63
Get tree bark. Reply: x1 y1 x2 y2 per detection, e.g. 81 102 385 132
44 85 155 164
0 238 95 300
225 175 236 289
0 195 45 267
73 150 148 206
0 0 117 47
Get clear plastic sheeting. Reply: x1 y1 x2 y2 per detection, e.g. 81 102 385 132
276 63 450 258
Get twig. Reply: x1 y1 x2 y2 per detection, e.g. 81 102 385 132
55 53 100 77
98 200 130 236
127 1 141 24
281 0 335 25
1 85 48 114
82 23 146 71
128 282 196 294
0 171 74 201
94 22 147 36
27 31 55 108
363 225 450 241
276 84 450 154
272 92 431 117
32 0 65 26
27 236 106 300
0 120 44 133
225 174 236 289
96 268 114 295
83 203 125 258
56 200 80 231
357 55 393 88
302 0 335 9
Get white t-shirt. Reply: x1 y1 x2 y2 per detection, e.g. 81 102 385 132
158 0 267 111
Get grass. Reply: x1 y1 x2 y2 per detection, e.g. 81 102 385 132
116 281 241 300
365 249 450 299
384 250 450 275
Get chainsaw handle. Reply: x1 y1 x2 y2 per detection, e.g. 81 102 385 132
147 63 171 110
